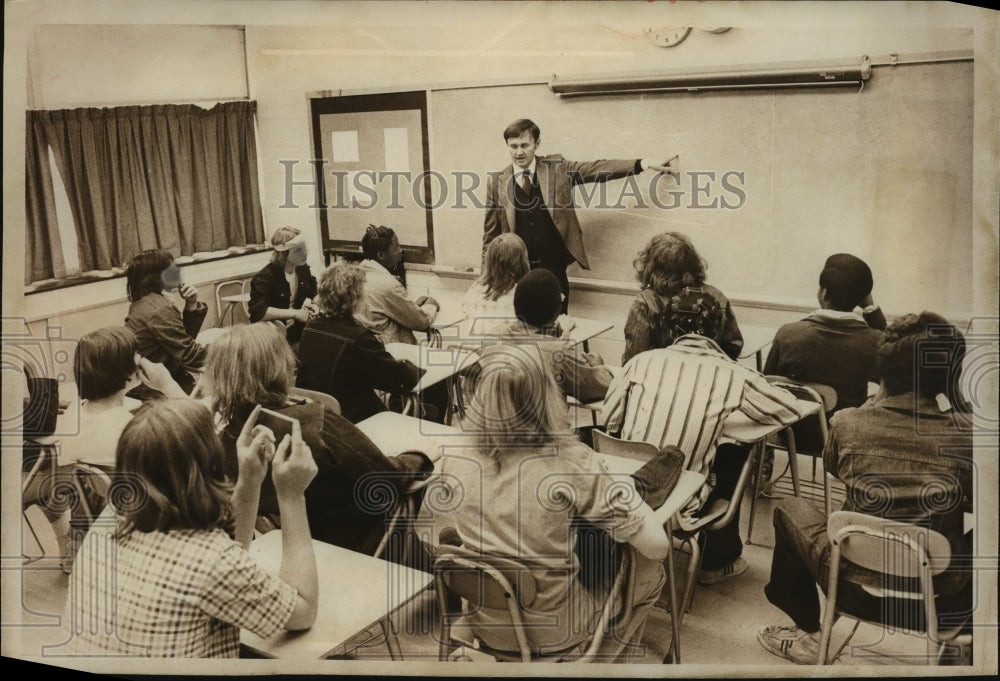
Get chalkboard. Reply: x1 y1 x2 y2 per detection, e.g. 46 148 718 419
426 61 973 319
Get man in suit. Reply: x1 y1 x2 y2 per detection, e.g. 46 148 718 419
483 119 677 313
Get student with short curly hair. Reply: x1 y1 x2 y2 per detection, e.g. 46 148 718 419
63 399 320 657
296 262 422 423
622 232 744 365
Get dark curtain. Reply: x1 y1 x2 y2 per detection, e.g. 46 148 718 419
25 113 67 284
25 101 264 280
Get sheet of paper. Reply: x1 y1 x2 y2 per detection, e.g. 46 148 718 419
383 127 409 172
331 130 359 162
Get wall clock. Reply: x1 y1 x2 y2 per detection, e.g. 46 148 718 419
645 26 692 48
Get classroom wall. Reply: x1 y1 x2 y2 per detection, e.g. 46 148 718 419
245 20 977 323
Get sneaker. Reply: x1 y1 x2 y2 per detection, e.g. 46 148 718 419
757 625 820 665
698 556 748 585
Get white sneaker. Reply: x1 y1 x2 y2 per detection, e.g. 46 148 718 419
757 625 820 665
698 556 748 585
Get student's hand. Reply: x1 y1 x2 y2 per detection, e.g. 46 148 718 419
556 314 577 338
293 307 312 324
645 154 680 179
420 303 439 324
135 355 187 398
178 282 200 310
302 299 320 320
859 293 875 309
236 405 277 488
272 419 317 499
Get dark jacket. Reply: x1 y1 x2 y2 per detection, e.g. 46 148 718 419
125 292 207 393
248 262 318 344
764 310 886 412
296 315 422 423
221 398 432 554
622 284 744 365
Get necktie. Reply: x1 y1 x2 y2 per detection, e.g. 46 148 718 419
520 170 532 192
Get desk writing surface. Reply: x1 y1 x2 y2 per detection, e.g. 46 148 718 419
356 411 463 460
721 398 820 444
240 530 433 659
738 324 777 360
385 342 479 392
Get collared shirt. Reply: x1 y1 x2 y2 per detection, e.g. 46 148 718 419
603 334 808 519
430 439 648 653
63 513 297 657
806 308 866 323
354 259 433 345
513 158 537 187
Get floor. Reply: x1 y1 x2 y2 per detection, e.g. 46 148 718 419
11 452 955 672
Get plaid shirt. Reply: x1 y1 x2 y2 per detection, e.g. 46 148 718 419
603 335 808 519
63 514 297 657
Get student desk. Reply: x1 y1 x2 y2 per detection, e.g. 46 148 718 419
355 410 705 663
240 530 434 659
561 316 614 353
384 343 479 417
737 324 777 371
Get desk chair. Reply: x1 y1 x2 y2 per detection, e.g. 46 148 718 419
22 439 60 562
746 378 837 545
289 387 341 415
434 538 633 662
591 429 658 462
215 279 250 326
72 462 112 525
817 511 971 665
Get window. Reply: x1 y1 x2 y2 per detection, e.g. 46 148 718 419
25 101 266 286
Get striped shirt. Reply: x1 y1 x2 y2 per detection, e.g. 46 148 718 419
602 335 807 519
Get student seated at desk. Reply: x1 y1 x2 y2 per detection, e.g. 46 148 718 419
204 323 432 554
25 326 186 574
248 226 319 347
622 232 743 365
603 333 809 585
758 312 973 665
764 253 887 416
490 268 613 405
63 400 319 657
355 224 439 345
433 344 671 661
124 249 208 397
297 262 423 424
461 233 529 336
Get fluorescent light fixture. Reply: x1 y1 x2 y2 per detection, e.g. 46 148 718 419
549 57 872 97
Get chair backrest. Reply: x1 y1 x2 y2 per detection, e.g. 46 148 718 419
592 429 659 463
828 510 951 578
766 376 836 455
289 387 341 415
819 510 959 662
433 538 631 662
72 462 113 524
22 440 59 506
214 279 249 325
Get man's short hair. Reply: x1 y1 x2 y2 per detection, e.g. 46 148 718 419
819 253 873 311
503 119 540 143
514 269 561 328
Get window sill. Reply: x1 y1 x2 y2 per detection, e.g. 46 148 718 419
24 245 272 296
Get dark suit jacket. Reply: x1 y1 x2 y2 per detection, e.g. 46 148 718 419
483 154 640 269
